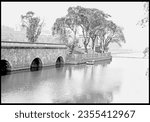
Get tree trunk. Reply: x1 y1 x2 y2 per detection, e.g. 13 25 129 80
91 37 95 51
69 28 77 54
103 37 111 52
84 37 90 53
70 44 75 54
99 34 105 53
102 38 104 53
84 41 88 53
99 41 103 53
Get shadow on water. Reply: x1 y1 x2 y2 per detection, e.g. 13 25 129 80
55 56 65 72
55 64 64 69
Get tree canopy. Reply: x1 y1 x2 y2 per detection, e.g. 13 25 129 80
21 11 44 42
52 6 126 53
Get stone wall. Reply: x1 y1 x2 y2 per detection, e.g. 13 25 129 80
66 52 112 64
1 41 67 71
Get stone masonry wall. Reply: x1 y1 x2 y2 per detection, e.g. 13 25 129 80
1 42 67 71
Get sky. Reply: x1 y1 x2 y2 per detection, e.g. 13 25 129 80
1 2 149 51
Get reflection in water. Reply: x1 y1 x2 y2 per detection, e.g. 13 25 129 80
54 91 113 103
1 55 149 103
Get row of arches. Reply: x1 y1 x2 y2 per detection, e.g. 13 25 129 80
1 56 64 75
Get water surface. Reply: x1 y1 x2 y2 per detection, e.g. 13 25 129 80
1 53 149 103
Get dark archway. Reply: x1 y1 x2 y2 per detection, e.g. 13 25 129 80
56 56 64 68
1 60 11 75
30 58 42 71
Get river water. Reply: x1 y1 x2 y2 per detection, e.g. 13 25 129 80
1 53 149 103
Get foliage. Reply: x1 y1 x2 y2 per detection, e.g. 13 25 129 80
67 6 124 53
137 2 149 28
21 11 44 42
78 7 109 52
103 26 126 52
143 47 149 57
67 38 79 54
137 2 149 57
52 10 80 54
52 6 126 53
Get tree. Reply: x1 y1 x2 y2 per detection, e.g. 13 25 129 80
143 47 149 57
89 18 126 53
21 11 44 42
52 17 66 36
137 2 149 57
137 2 149 28
52 9 80 54
67 6 110 53
103 26 126 52
52 6 125 53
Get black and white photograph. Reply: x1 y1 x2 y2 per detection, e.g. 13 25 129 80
1 2 149 104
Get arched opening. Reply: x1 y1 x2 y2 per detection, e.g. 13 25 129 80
56 56 64 68
30 58 42 71
1 60 11 75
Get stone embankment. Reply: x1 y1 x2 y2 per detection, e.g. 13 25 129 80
65 52 112 64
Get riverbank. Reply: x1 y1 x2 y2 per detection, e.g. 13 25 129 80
65 52 112 65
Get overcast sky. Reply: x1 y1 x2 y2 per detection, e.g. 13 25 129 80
1 2 149 51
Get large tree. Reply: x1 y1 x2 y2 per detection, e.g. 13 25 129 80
21 11 44 42
52 6 125 53
103 25 126 52
66 6 111 53
52 10 80 54
88 19 126 53
52 6 109 53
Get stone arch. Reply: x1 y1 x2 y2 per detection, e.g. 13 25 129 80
55 56 64 68
30 58 42 71
1 59 11 75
